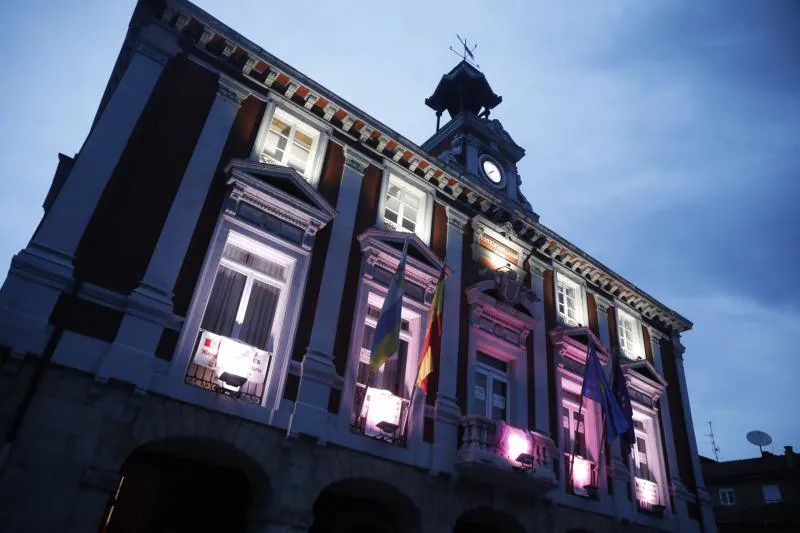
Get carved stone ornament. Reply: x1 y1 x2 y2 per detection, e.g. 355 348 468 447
479 268 539 308
438 133 464 166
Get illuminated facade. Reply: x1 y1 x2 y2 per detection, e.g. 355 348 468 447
0 1 716 532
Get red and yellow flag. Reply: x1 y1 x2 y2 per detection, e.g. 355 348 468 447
415 270 445 395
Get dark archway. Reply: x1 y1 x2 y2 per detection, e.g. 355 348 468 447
309 478 421 533
99 437 270 533
454 507 526 533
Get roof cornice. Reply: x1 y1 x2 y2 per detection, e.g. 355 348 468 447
150 0 692 334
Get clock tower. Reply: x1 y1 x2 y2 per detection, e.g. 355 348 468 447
422 60 533 213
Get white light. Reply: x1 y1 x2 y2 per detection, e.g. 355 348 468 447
571 455 593 492
362 387 403 436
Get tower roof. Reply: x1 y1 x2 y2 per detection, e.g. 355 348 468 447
425 61 502 119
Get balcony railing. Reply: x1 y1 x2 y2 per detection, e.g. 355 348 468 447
635 477 664 516
458 415 557 494
185 329 271 404
351 384 410 445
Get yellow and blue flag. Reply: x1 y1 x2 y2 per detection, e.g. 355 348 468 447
582 342 631 442
369 241 409 370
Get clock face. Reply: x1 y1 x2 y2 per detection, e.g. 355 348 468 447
482 159 503 184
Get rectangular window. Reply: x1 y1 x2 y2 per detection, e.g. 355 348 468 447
562 404 587 458
762 484 782 504
186 238 291 403
556 275 583 327
351 298 417 444
473 352 509 421
617 309 643 359
632 417 652 481
379 172 433 243
719 488 736 506
259 107 321 180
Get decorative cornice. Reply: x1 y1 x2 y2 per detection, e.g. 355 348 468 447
157 0 694 335
217 75 250 105
343 147 371 174
445 204 470 231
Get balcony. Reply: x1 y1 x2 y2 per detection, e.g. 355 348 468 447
457 415 557 495
185 329 271 404
350 385 411 445
635 477 665 516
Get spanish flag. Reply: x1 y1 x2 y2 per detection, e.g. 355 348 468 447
415 270 445 395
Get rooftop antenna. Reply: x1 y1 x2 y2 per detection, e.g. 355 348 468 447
705 421 721 462
746 430 773 456
450 34 480 69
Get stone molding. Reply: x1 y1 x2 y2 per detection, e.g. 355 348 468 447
218 75 251 105
343 147 371 174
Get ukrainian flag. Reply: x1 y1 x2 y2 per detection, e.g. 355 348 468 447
369 241 409 370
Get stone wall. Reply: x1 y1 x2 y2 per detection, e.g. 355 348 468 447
0 362 674 533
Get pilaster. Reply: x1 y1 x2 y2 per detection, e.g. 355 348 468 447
94 76 249 391
527 257 550 436
0 25 178 357
431 205 468 474
673 333 718 533
289 147 369 440
593 294 612 350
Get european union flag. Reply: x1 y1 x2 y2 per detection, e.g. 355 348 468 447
581 343 631 443
612 351 635 457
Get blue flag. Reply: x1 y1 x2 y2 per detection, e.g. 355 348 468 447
581 343 631 442
612 351 635 457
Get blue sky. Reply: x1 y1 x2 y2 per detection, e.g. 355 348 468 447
0 0 797 460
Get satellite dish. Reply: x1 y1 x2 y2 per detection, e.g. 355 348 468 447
747 430 773 453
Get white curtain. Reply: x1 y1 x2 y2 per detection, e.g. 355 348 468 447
239 279 280 351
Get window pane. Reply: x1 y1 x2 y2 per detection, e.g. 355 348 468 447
201 266 247 337
473 372 488 416
401 217 416 232
222 244 287 281
491 379 507 421
477 352 509 373
361 324 376 351
238 280 281 350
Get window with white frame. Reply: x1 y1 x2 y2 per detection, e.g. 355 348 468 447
562 401 587 458
355 303 413 398
762 484 782 504
379 172 433 243
256 106 324 182
186 234 292 402
719 488 736 506
632 419 653 481
617 308 644 359
556 274 584 327
473 352 509 421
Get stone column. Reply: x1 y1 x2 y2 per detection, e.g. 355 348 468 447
95 76 248 391
0 25 178 356
134 75 249 310
289 148 369 440
594 295 612 350
649 327 689 527
464 135 479 175
528 258 550 435
673 334 719 533
431 205 468 474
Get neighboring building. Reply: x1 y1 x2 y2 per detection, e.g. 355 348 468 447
0 1 717 532
701 447 799 533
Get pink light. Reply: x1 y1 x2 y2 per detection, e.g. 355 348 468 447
571 455 593 490
635 477 660 506
495 421 533 464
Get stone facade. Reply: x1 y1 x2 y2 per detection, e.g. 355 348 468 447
0 1 717 532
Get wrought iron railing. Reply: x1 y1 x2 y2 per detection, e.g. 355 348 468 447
184 329 270 405
350 384 410 446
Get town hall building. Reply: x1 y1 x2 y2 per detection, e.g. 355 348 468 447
0 1 717 532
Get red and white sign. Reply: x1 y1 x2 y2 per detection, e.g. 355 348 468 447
635 477 660 506
193 330 270 383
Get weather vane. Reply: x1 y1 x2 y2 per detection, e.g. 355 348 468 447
450 34 479 69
